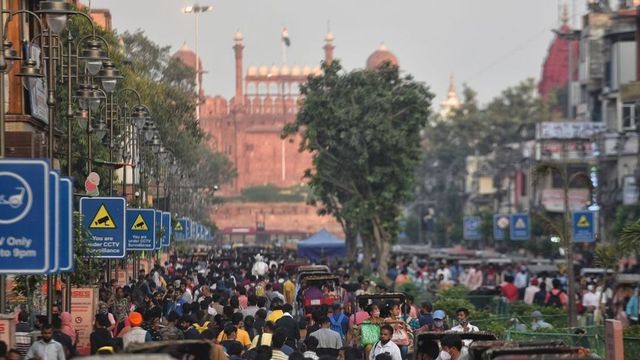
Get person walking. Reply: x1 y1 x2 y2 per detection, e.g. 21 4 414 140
369 324 401 360
121 312 150 351
25 323 65 360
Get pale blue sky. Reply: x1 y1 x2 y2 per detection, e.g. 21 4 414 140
87 0 586 106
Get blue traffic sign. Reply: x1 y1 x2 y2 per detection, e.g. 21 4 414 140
174 218 187 240
161 212 171 247
0 159 49 273
186 218 193 239
126 208 156 251
80 197 126 258
510 213 530 240
58 177 73 272
49 171 59 273
493 214 509 241
155 210 162 250
573 211 596 242
463 216 482 240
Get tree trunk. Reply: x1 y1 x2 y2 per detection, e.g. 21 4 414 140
346 224 357 261
372 216 392 286
361 234 373 275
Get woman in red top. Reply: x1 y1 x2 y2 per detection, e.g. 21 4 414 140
501 275 519 302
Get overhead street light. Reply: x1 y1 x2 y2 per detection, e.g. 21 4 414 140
182 3 213 120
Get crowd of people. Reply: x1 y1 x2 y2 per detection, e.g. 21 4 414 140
2 247 636 360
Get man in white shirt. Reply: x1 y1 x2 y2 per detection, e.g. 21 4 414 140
514 267 529 300
436 263 452 283
26 324 65 360
450 308 479 333
523 278 540 305
582 284 599 313
369 324 402 360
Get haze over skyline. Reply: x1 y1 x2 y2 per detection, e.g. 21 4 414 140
88 0 586 106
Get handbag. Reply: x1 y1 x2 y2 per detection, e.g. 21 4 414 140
391 325 410 346
359 321 380 346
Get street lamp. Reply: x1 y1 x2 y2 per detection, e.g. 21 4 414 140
36 0 73 35
182 3 213 120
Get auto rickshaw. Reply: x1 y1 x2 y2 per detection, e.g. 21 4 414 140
297 274 341 315
351 293 410 357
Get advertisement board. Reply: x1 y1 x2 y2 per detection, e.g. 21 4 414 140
0 315 15 349
541 188 590 213
70 287 97 355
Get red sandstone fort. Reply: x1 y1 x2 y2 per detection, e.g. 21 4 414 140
173 32 399 238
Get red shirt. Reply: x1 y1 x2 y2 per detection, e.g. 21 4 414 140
501 283 519 302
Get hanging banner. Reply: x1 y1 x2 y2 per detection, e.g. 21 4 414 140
70 287 97 356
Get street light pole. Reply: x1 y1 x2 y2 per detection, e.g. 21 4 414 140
182 4 213 121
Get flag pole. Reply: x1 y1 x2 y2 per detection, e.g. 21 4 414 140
281 38 288 66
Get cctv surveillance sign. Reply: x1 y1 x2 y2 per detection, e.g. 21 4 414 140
80 197 126 258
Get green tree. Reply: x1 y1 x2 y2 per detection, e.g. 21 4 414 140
284 60 433 277
418 79 550 245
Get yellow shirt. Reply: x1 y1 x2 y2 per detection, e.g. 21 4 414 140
217 328 252 347
283 280 296 304
249 333 273 349
267 309 284 323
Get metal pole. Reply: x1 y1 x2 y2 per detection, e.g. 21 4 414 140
566 27 573 120
0 0 7 315
195 11 199 120
46 28 56 325
64 32 75 314
563 150 577 327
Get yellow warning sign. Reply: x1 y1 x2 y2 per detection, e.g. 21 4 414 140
174 222 183 231
577 215 590 228
131 214 149 231
90 204 116 229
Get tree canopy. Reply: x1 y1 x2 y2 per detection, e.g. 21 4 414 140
284 60 433 276
417 79 551 245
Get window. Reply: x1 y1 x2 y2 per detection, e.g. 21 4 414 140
622 103 640 130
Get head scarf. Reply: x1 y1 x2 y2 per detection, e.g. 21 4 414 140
60 312 76 343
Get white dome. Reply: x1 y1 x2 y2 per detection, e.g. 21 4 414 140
302 65 311 76
247 65 257 76
312 66 322 76
258 65 268 76
280 65 290 76
269 65 280 76
234 31 243 42
291 65 301 76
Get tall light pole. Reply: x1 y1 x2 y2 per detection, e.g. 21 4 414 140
182 4 213 121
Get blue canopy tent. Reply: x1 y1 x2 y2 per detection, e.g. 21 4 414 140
297 229 346 261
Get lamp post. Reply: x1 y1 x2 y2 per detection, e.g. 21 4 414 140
182 4 213 120
1 0 119 317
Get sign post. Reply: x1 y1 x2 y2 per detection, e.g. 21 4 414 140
0 159 50 274
161 212 171 247
126 208 156 251
572 210 596 242
58 178 73 272
509 213 530 240
493 214 509 241
463 216 482 241
80 197 126 258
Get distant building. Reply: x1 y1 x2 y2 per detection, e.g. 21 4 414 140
439 75 461 119
174 32 400 236
538 7 580 103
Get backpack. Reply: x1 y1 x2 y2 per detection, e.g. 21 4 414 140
329 313 346 338
546 291 563 308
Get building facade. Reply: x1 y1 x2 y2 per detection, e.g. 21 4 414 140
175 32 399 236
